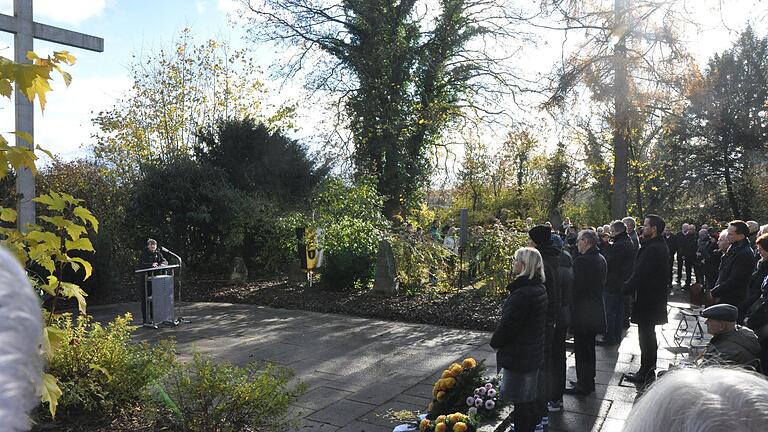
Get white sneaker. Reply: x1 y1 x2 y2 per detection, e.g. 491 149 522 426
547 400 563 412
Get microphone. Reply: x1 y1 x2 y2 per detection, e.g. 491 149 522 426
160 246 182 263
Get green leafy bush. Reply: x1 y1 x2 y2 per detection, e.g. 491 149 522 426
476 228 528 294
38 313 175 424
315 178 389 290
148 353 305 432
390 233 452 295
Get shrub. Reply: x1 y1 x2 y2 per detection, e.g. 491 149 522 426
37 313 175 424
476 228 528 294
147 353 305 432
321 216 381 289
390 233 452 295
314 178 389 289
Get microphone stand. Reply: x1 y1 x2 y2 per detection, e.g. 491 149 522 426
161 247 190 324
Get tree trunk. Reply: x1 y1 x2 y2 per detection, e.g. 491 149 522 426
611 0 630 219
723 163 741 219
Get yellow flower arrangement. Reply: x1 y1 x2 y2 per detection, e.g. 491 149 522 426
453 421 468 432
462 358 477 369
444 377 456 389
449 363 463 375
419 419 431 432
435 423 447 432
441 369 452 379
436 415 446 424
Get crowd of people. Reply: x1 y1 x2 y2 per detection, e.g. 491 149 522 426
490 215 768 432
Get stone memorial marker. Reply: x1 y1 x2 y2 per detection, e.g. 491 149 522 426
373 239 398 295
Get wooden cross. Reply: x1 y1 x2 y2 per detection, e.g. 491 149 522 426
0 0 104 231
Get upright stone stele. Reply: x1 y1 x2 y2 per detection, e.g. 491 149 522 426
229 256 248 284
373 239 398 295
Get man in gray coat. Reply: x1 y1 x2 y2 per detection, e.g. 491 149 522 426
701 304 761 370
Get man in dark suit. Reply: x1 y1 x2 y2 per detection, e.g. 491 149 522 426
679 224 699 288
623 215 670 384
663 227 678 289
712 220 756 316
565 229 607 395
604 220 635 344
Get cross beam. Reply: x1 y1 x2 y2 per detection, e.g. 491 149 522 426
0 0 104 231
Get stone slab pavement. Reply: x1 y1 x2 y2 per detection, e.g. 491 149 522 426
90 292 704 432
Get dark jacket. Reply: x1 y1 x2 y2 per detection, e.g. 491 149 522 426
557 250 574 327
628 231 640 250
712 239 755 310
624 235 670 325
664 233 679 255
139 248 167 269
697 238 713 262
558 250 574 308
703 248 723 290
702 326 761 369
741 260 768 323
537 244 561 326
490 274 548 373
605 232 636 294
746 269 768 340
571 247 607 334
679 232 698 257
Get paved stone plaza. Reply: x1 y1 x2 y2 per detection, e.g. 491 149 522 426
90 296 702 432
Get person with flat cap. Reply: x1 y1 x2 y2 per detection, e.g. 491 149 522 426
700 304 761 370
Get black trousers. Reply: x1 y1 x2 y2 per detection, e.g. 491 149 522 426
513 401 539 432
551 309 569 401
667 253 675 285
137 278 152 324
573 331 597 390
637 323 658 373
537 324 555 414
678 255 697 285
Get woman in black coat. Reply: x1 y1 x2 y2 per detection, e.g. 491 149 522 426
745 234 768 374
490 247 548 432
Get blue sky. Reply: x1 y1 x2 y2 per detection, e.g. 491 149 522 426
0 0 766 165
0 0 248 159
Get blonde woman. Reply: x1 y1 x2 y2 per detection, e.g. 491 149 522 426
490 247 548 432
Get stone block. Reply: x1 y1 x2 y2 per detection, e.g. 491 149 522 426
308 399 377 427
337 421 393 432
297 386 354 411
290 419 341 432
348 383 410 406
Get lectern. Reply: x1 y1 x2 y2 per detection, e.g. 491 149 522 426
134 265 180 328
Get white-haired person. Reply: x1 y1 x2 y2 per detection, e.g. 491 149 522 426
490 247 548 432
0 247 44 431
747 220 760 251
622 367 768 432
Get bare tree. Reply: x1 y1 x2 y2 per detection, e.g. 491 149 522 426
537 0 700 218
